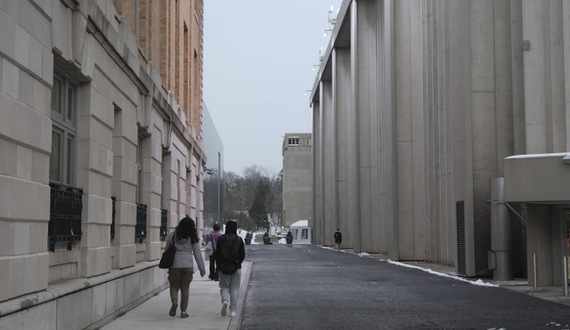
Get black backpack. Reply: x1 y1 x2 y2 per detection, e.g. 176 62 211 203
218 235 240 274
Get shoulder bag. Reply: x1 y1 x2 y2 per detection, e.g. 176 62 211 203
204 240 213 256
159 238 176 269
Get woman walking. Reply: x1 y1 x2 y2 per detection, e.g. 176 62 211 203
164 217 206 318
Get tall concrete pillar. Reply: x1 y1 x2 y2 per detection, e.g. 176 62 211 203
335 47 352 248
522 0 549 153
349 0 361 253
322 80 335 245
331 51 339 236
565 1 570 144
312 96 324 245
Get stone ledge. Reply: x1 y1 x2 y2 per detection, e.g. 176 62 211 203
0 260 159 317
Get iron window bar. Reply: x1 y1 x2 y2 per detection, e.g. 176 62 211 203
136 203 147 243
160 208 168 240
111 197 116 240
49 181 83 252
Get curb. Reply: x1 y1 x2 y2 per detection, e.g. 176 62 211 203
228 261 253 330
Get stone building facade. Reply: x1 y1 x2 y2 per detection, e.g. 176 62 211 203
282 133 313 229
311 0 570 288
0 0 206 328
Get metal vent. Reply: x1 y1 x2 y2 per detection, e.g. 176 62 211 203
456 201 466 276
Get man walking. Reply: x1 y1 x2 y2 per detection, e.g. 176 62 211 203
334 228 342 251
216 220 245 317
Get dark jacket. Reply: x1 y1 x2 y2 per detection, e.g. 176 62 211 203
215 221 245 271
334 231 342 243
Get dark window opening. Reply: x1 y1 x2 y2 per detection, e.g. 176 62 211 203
49 182 83 251
111 197 116 241
160 208 168 240
136 203 147 243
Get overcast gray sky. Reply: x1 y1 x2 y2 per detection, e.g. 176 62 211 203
203 0 342 174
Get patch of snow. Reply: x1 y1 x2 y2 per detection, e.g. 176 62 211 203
505 152 568 160
386 259 498 287
320 245 498 287
290 220 309 228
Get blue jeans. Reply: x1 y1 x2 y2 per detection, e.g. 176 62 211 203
219 269 241 312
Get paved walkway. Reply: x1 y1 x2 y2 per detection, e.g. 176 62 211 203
100 248 570 330
100 261 252 330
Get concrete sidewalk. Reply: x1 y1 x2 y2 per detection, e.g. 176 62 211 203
100 261 252 330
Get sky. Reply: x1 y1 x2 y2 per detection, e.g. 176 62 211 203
203 0 342 174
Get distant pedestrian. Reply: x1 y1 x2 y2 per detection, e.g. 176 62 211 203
164 217 206 318
286 230 293 245
216 220 246 317
263 231 271 244
334 228 342 251
205 223 223 281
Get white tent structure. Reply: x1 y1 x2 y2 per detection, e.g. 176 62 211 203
290 220 312 244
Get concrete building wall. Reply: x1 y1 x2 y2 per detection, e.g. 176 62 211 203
311 0 570 280
0 0 206 328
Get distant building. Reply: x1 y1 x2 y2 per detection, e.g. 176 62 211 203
202 103 224 229
282 133 313 231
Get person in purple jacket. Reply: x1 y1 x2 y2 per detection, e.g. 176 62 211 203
205 223 223 281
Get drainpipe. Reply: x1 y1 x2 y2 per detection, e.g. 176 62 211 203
490 177 513 280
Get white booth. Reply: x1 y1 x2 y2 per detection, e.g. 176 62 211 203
290 220 312 244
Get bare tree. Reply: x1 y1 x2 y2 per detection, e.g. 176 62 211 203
222 166 282 232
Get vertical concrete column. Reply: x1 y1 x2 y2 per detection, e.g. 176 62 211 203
522 0 548 153
381 0 397 259
311 100 321 244
394 0 425 260
510 0 526 154
546 1 566 151
335 47 352 248
317 82 326 245
349 0 361 253
322 80 335 245
354 0 381 253
493 0 515 173
564 1 570 150
470 0 499 275
331 51 339 237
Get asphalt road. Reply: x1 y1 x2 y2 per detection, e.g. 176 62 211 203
240 244 570 330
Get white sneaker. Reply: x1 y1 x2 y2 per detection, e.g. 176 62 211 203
230 310 236 317
221 301 228 316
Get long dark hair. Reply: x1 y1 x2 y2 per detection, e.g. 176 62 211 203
176 217 199 244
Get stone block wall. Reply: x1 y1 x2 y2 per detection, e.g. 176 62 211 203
0 0 206 328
